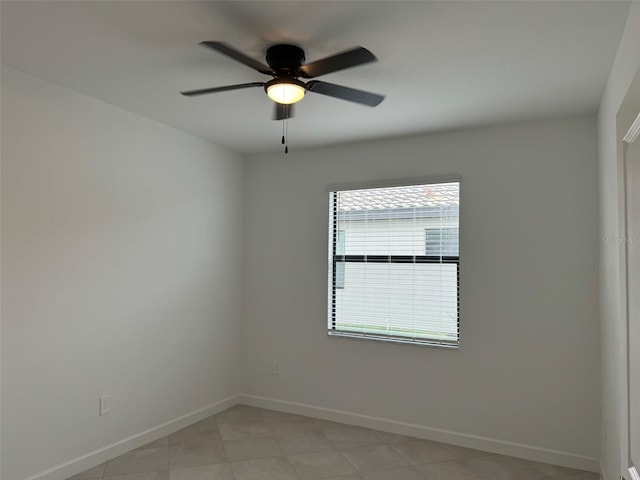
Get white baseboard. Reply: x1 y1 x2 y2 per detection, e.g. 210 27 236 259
238 394 600 473
27 395 239 480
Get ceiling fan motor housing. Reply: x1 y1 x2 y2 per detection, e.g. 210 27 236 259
266 44 306 75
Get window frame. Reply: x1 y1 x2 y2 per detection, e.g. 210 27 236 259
327 178 460 348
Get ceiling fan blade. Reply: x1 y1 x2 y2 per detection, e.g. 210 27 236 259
181 82 265 97
299 47 377 78
200 41 273 75
273 103 295 120
306 80 384 107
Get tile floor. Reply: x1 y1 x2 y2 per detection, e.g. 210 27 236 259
69 405 599 480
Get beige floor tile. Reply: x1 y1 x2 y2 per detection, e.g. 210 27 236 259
168 440 227 468
551 474 599 480
341 445 408 473
288 451 357 479
372 432 418 445
218 421 272 441
77 407 599 480
169 463 234 480
361 467 425 480
415 460 484 480
390 441 458 466
320 426 382 449
168 418 220 445
462 454 545 480
268 421 321 436
104 447 169 476
517 458 589 478
440 445 488 461
277 431 336 456
231 456 299 480
104 471 169 480
224 436 284 461
134 439 169 451
314 420 357 433
216 406 265 424
68 463 107 480
262 410 312 424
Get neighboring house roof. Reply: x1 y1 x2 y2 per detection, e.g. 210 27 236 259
335 182 459 221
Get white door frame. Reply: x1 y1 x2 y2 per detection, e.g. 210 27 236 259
619 65 640 480
623 112 640 480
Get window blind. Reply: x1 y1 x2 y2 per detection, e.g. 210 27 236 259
328 181 460 347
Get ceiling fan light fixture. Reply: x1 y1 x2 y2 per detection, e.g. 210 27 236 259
266 78 306 104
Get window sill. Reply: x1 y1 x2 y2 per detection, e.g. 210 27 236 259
327 330 459 349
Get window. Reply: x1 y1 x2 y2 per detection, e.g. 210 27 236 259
328 181 460 347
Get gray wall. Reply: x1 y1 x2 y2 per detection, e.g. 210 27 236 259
243 116 600 460
0 67 245 480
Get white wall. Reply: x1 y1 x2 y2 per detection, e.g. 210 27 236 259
597 4 640 480
0 67 245 480
242 116 600 462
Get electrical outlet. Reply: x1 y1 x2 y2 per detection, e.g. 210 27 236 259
272 360 280 375
99 395 111 416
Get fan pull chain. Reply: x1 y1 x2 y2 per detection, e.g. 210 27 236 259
278 116 290 154
282 119 289 154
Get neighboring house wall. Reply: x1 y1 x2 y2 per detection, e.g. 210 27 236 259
0 67 245 480
243 115 600 464
598 4 640 480
340 217 458 256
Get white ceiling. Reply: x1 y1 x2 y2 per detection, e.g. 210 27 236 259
0 1 631 155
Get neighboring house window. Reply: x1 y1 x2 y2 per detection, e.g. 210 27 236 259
328 181 460 347
425 227 459 257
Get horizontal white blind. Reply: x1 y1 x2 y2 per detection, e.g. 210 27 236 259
328 182 460 347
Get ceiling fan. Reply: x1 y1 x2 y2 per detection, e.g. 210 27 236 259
180 42 385 120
